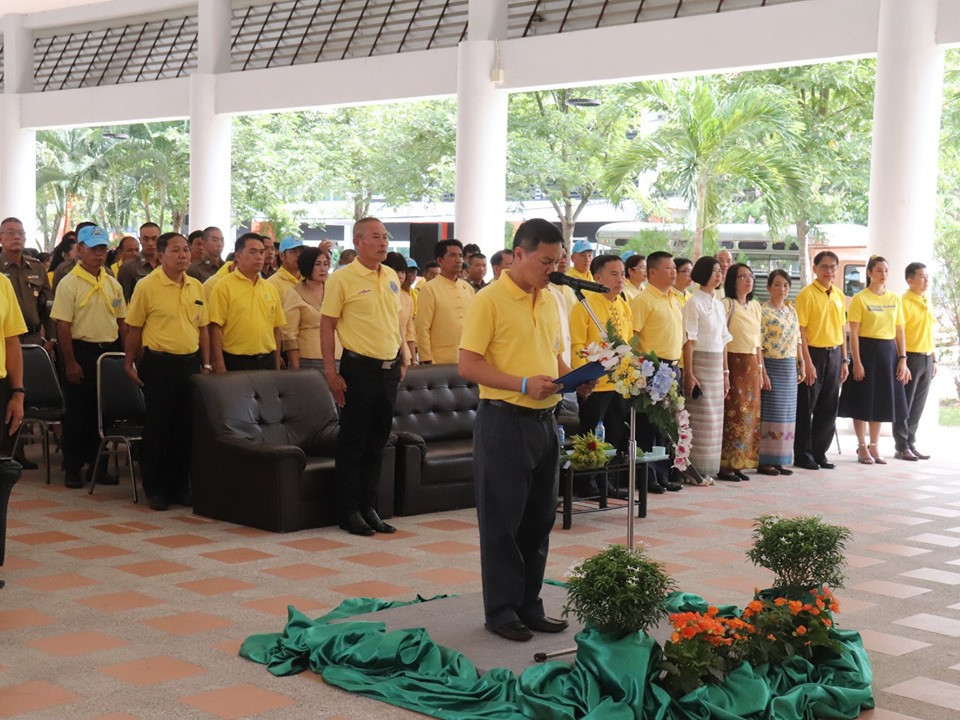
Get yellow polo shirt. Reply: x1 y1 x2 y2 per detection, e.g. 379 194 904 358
125 268 209 355
902 290 934 353
722 298 763 354
622 282 642 302
671 287 691 308
209 271 285 355
567 266 594 282
795 280 846 348
405 287 418 318
630 284 683 361
320 259 402 360
0 275 27 378
570 292 632 393
460 270 562 409
847 288 904 341
266 266 300 303
51 265 126 343
415 274 475 364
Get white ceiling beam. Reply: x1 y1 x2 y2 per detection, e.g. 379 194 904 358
22 0 196 31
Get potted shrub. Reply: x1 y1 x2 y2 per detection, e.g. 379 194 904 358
563 544 676 635
747 514 851 598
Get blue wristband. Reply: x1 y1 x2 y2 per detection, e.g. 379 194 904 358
521 377 528 395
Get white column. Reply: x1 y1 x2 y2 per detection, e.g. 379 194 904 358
0 15 37 236
189 0 233 237
454 1 508 259
866 0 943 291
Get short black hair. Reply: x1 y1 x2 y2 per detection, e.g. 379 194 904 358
767 268 791 288
589 254 623 276
724 262 754 301
0 216 22 227
674 257 692 271
157 232 185 254
690 256 719 286
297 246 331 279
384 251 408 274
188 230 203 244
905 262 926 280
512 218 563 253
75 221 96 233
235 232 264 253
490 249 512 267
813 250 839 266
463 243 481 258
646 251 673 272
434 239 464 262
140 222 160 233
469 253 486 263
202 226 221 240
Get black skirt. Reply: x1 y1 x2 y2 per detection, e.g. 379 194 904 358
838 336 908 422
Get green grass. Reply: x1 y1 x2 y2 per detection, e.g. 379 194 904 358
940 400 960 427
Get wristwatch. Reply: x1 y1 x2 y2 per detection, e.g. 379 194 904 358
9 387 25 394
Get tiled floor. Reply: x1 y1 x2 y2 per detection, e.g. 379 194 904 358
3 428 960 718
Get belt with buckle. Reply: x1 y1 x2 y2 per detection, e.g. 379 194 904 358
483 399 558 421
342 348 400 370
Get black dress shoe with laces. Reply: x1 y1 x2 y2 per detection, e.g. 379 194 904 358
523 615 569 633
340 511 375 536
361 507 397 534
488 620 533 642
794 460 819 471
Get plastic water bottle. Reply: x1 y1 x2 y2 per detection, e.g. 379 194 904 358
557 423 566 449
595 421 605 443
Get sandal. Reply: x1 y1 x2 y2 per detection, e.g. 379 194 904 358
857 444 874 465
868 443 887 465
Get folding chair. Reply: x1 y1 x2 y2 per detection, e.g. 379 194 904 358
88 353 145 502
12 344 65 485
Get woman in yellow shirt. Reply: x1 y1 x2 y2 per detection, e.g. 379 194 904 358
839 256 910 464
718 263 767 481
622 253 646 301
281 246 342 372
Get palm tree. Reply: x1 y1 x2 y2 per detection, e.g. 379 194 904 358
603 77 806 259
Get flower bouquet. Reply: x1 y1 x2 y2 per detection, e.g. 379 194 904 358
582 322 691 470
568 431 614 470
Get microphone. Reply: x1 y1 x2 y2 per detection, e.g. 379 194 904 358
549 272 610 294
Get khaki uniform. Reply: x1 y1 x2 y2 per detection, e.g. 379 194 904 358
117 255 159 302
0 252 54 343
187 257 224 284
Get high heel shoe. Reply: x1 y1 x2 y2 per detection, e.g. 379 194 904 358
857 444 874 465
868 443 887 464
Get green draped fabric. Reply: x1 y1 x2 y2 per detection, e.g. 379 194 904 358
240 592 874 719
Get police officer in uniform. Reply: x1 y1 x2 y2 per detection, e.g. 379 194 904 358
460 218 593 642
50 226 127 488
320 217 408 536
117 222 161 302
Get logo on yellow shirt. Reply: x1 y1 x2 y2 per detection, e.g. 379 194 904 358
390 281 399 293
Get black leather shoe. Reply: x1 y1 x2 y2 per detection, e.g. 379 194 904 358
663 481 683 492
340 511 375 536
86 468 119 485
64 472 83 489
147 496 169 511
647 483 666 494
488 620 533 641
14 456 38 470
733 470 750 481
794 460 820 471
716 471 740 482
815 459 835 470
361 507 396 534
524 615 569 633
909 446 931 460
775 466 793 476
757 465 780 476
894 449 919 462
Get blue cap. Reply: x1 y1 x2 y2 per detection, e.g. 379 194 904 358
620 250 636 261
571 239 593 255
406 258 419 269
77 225 108 247
278 236 304 253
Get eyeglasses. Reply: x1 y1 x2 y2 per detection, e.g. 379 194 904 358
817 264 838 272
1 230 26 238
737 274 754 280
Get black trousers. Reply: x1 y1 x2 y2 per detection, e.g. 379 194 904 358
223 352 274 372
334 352 401 519
62 339 120 474
474 401 559 629
794 346 841 465
139 349 200 502
0 379 21 567
893 353 934 452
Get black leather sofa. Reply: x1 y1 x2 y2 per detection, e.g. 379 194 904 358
190 370 394 532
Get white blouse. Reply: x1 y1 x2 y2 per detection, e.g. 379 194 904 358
682 289 733 353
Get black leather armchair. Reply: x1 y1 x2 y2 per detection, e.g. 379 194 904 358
391 364 479 516
191 369 394 532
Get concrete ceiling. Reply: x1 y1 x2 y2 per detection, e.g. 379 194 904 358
0 0 111 19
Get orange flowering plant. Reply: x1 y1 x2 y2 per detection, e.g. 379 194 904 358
659 606 744 697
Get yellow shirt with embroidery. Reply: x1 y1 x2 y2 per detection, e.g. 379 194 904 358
0 275 27 378
415 274 475 364
902 290 934 353
266 266 300 304
209 271 286 355
460 270 562 409
566 266 594 283
320 260 402 360
722 298 763 354
51 265 126 342
847 287 904 341
795 280 846 348
622 282 642 302
570 292 633 393
630 284 684 361
125 269 208 355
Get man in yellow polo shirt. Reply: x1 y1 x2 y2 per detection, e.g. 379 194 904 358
566 239 594 282
209 233 285 372
894 262 936 461
321 217 407 537
794 250 849 471
672 257 693 307
125 232 210 511
460 218 593 643
51 225 127 489
0 271 26 590
415 239 474 364
630 250 685 492
267 236 304 302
